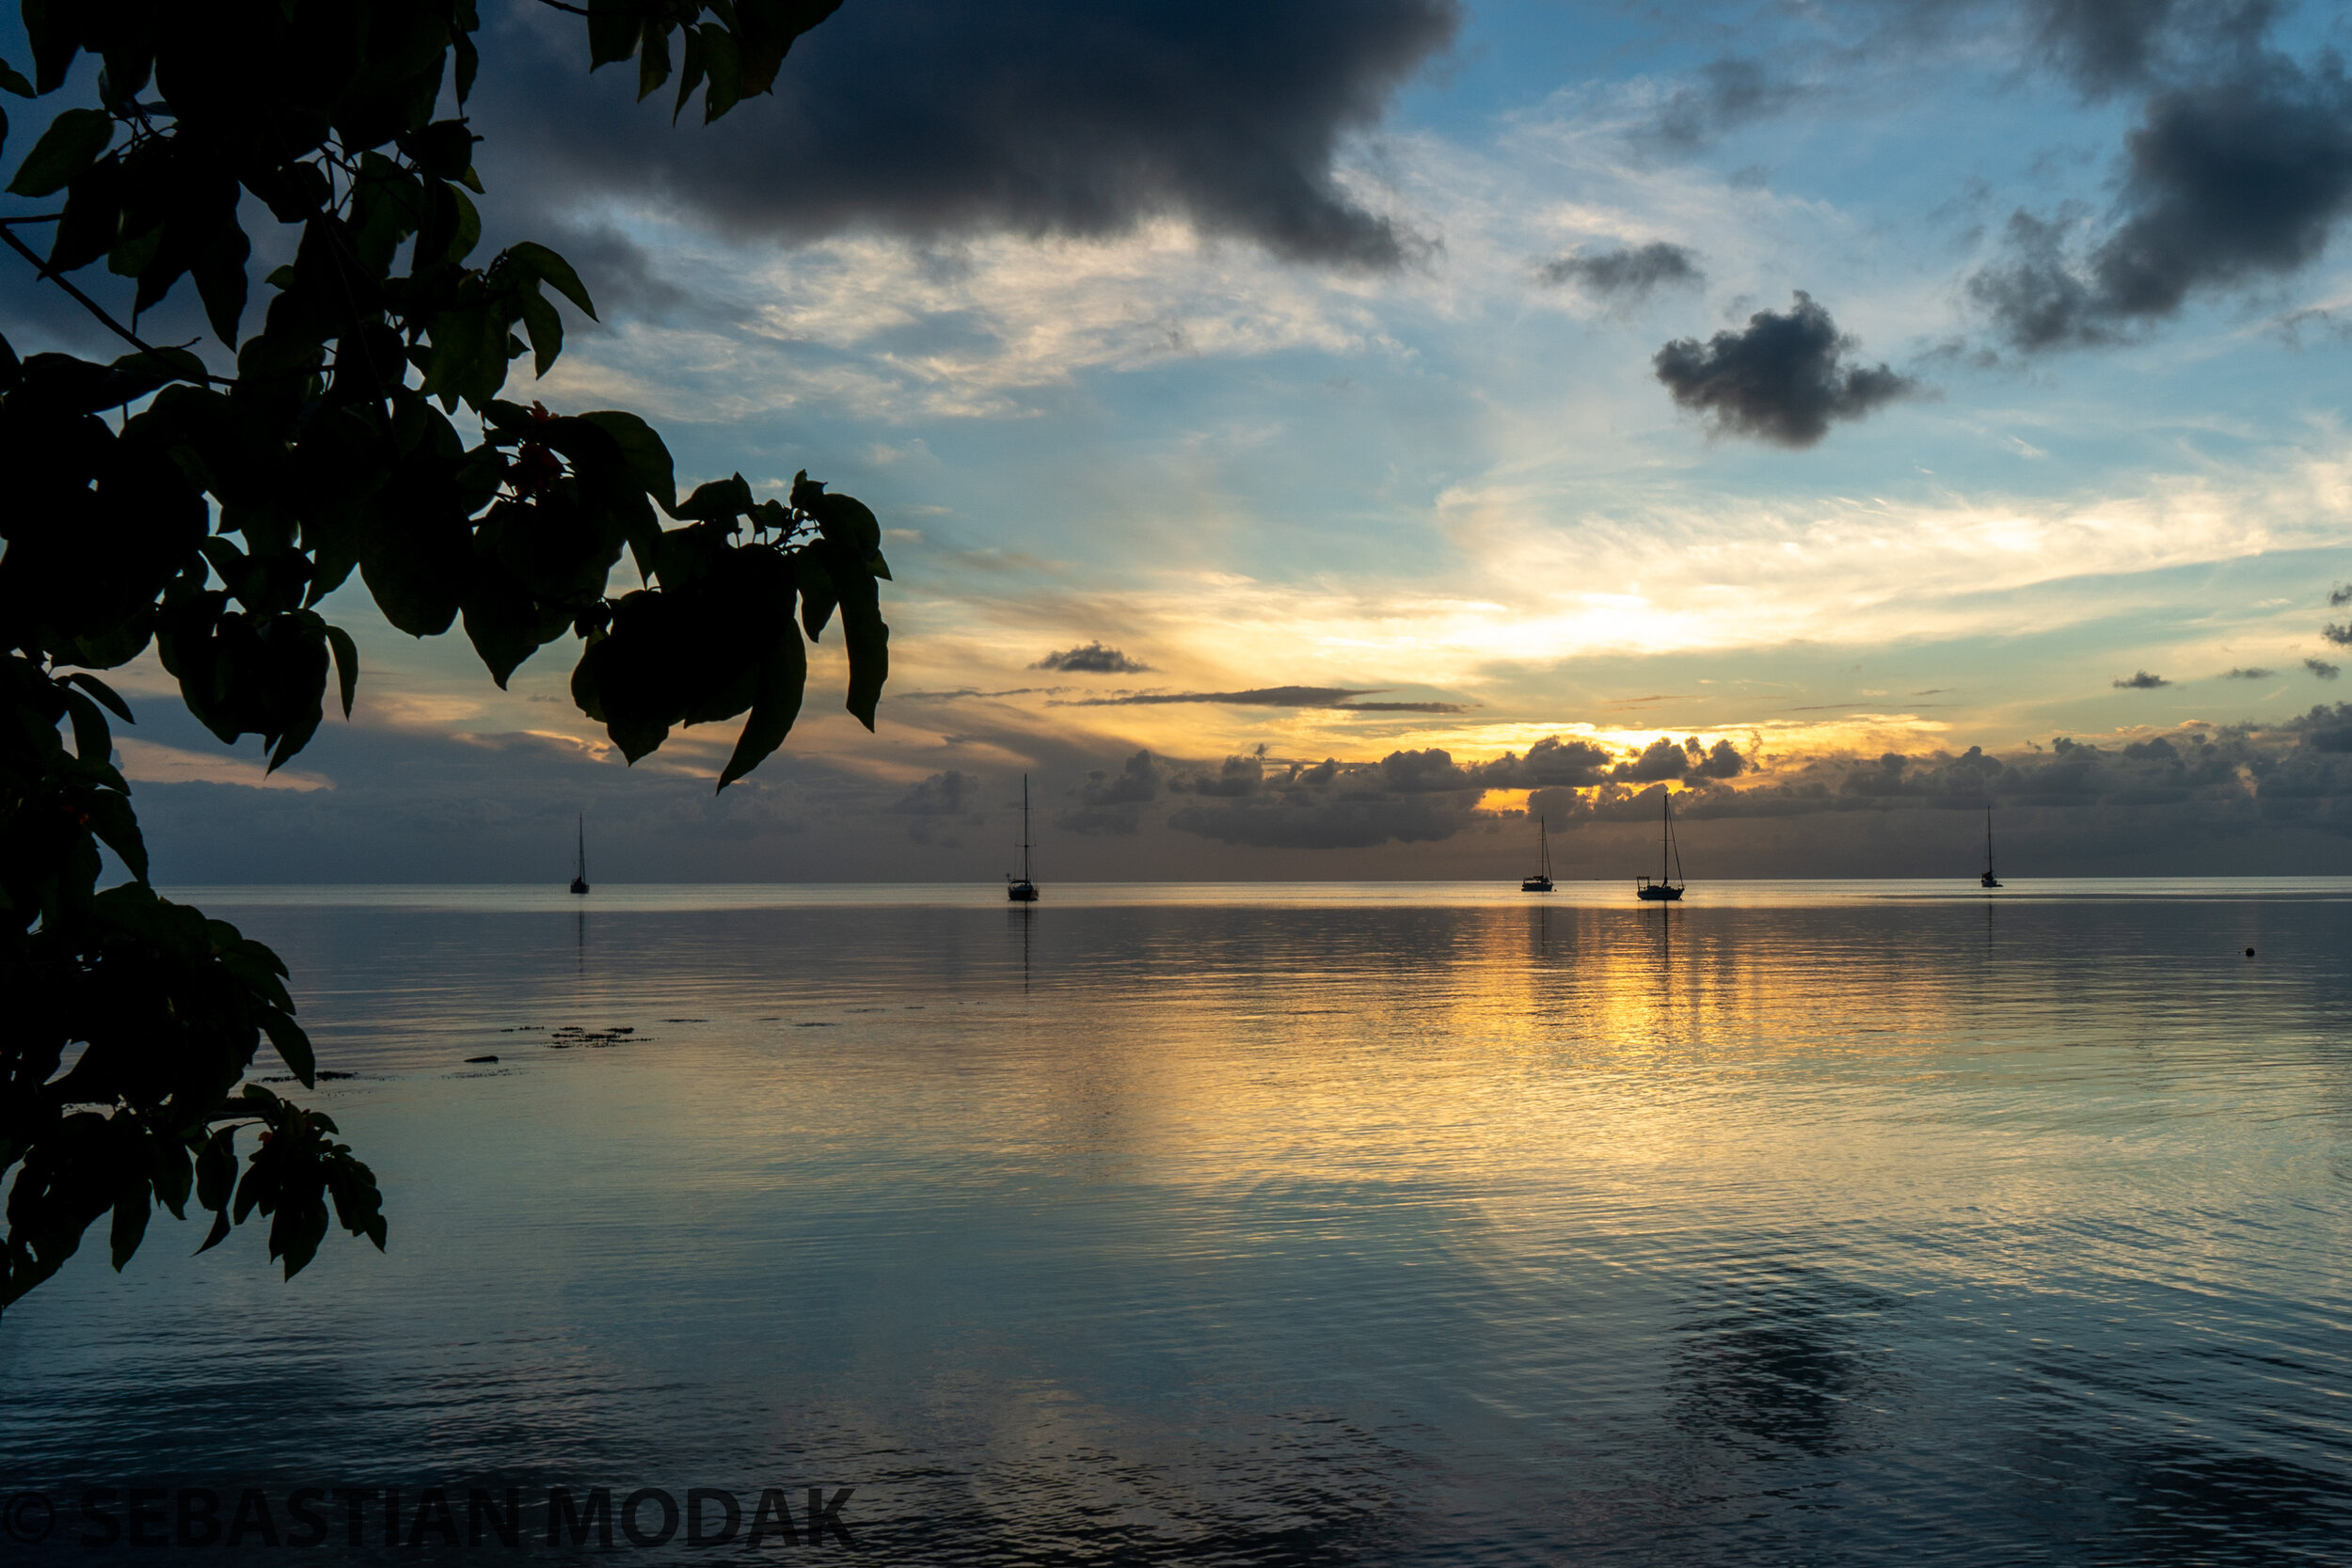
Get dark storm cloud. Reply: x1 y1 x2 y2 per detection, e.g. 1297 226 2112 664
1653 293 1917 448
1057 686 1469 713
472 0 1461 271
1540 241 1705 301
2113 670 2170 688
2021 0 2276 96
1969 50 2352 350
2323 623 2352 648
2225 666 2275 678
2306 657 2342 680
1034 642 1154 674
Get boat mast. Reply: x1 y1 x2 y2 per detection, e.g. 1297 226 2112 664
576 815 585 882
1021 775 1032 882
1985 803 1994 877
1539 816 1550 879
1661 790 1670 885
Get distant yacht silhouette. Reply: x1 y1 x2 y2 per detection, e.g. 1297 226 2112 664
1635 789 1685 902
1521 814 1554 893
1980 803 2001 889
569 815 590 895
1007 775 1040 902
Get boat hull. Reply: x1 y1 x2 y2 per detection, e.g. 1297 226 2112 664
1635 885 1683 901
1521 877 1554 893
1007 882 1040 902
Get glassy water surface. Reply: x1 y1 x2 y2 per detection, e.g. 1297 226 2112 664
3 882 2347 1563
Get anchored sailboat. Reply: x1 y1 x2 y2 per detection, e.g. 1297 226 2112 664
1007 775 1040 902
1634 789 1685 901
1980 803 2001 889
568 815 590 895
1521 815 1554 893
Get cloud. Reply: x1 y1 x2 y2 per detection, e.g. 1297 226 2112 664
2330 584 2352 607
1168 793 1476 848
1653 293 1918 448
2225 666 2276 678
1969 51 2352 350
2113 670 2171 688
1540 241 1704 301
1057 685 1469 713
2323 624 2352 648
476 0 1460 272
2306 657 2342 680
1613 736 1692 783
1690 737 1749 779
1056 750 1164 834
1170 754 1268 798
1033 641 1153 673
888 769 986 845
2022 0 2275 97
1470 736 1619 788
1633 57 1811 153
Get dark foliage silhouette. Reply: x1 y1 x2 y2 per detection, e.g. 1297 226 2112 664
0 0 889 1312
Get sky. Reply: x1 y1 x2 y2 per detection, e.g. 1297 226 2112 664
9 0 2352 881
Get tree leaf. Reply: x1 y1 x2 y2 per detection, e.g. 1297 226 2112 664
586 0 644 69
839 593 889 732
109 1184 151 1272
638 20 673 101
261 1010 316 1089
717 628 808 789
323 625 358 718
7 106 114 198
59 686 112 763
64 671 134 722
517 285 563 377
576 410 676 511
504 240 596 320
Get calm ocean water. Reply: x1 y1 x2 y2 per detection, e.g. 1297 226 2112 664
2 881 2347 1564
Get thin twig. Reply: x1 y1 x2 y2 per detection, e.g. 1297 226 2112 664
532 0 594 14
0 226 230 384
0 214 63 226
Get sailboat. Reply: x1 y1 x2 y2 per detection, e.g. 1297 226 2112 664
568 815 590 895
1980 803 2001 889
1521 814 1554 893
1006 775 1040 902
1634 789 1685 901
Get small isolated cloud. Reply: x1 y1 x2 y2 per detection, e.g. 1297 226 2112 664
2225 666 2276 679
1034 641 1153 673
2328 584 2352 607
1540 241 1704 302
2325 623 2352 648
1057 685 1468 713
1653 293 1917 448
2113 670 2170 689
2306 657 2342 681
